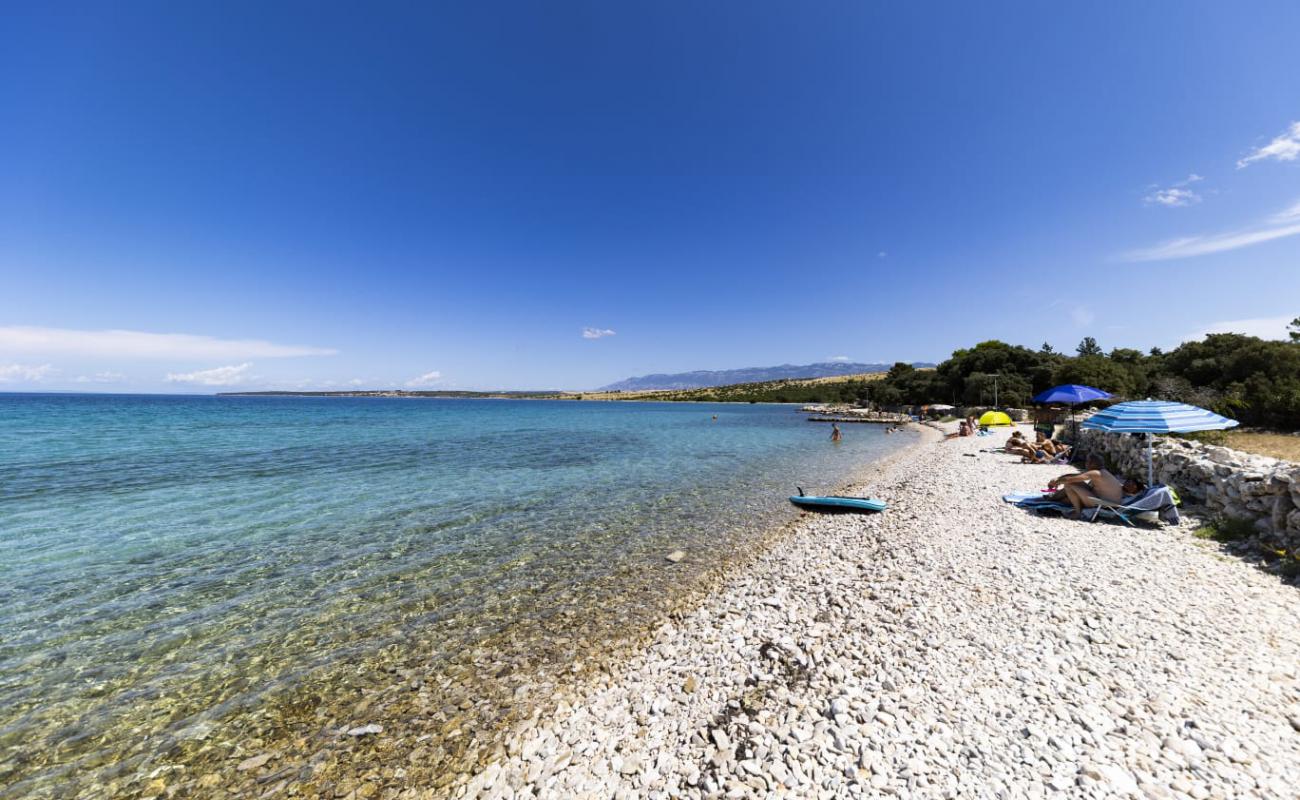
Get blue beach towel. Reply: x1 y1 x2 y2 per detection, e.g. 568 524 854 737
1004 486 1180 526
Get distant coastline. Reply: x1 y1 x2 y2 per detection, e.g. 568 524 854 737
218 371 903 404
215 389 567 399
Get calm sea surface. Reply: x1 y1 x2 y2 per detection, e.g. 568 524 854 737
0 394 916 796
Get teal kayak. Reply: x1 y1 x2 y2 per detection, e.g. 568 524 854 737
789 494 886 512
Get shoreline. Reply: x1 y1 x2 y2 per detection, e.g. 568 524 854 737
86 421 926 799
443 423 1300 799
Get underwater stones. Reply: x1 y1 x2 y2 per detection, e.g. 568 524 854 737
666 550 686 563
237 752 273 771
346 724 384 737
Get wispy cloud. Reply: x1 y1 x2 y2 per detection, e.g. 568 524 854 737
1070 306 1095 327
582 327 616 340
405 370 443 387
0 363 56 383
1122 199 1300 261
828 355 851 362
75 371 126 384
1188 315 1294 342
1144 173 1203 207
1238 121 1300 168
166 363 252 386
0 327 337 359
876 251 888 259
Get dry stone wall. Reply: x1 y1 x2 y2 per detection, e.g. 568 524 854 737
1074 429 1300 555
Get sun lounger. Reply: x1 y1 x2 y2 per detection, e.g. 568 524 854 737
1002 486 1180 526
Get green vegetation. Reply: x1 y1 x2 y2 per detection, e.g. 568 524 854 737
863 328 1300 430
1193 516 1257 543
641 376 884 405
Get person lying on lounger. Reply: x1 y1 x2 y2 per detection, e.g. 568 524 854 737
1046 453 1125 519
1004 431 1037 457
1019 432 1071 463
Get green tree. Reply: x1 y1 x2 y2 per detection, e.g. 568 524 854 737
1160 333 1300 427
1290 316 1300 342
1040 342 1055 354
1076 337 1103 357
1054 356 1139 397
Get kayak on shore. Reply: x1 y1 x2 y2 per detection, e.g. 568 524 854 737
789 489 886 512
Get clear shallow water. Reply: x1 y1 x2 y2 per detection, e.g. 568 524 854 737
0 394 915 796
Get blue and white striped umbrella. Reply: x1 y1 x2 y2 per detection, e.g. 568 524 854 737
1081 399 1239 434
1081 399 1238 483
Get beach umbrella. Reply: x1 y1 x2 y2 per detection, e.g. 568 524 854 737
1032 384 1112 437
978 410 1014 427
1032 384 1112 404
1081 399 1239 483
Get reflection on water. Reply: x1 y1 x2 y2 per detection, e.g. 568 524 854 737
0 395 915 797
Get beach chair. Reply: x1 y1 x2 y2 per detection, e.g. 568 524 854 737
1089 485 1180 526
1002 485 1180 526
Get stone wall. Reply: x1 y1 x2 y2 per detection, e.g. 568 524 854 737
1074 429 1300 555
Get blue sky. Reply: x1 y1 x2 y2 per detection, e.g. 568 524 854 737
2 2 1298 392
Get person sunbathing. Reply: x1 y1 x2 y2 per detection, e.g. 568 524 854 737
1005 431 1036 457
1019 432 1071 463
1036 432 1071 457
1046 453 1125 519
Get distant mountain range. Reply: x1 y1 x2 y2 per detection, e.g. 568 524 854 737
598 361 935 392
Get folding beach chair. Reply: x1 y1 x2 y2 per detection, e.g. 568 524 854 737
1088 485 1180 526
1002 485 1180 526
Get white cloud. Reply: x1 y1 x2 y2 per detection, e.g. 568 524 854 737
0 326 337 360
1122 199 1300 261
1145 188 1200 207
582 327 616 340
1070 306 1096 327
1143 174 1204 207
405 370 443 387
828 355 851 362
75 371 126 384
1237 121 1300 168
1269 200 1300 223
166 363 252 386
0 363 56 383
876 251 888 258
1188 316 1294 342
348 378 364 386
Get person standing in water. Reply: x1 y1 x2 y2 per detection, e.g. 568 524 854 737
830 423 842 442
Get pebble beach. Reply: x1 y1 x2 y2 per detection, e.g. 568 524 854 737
446 423 1300 800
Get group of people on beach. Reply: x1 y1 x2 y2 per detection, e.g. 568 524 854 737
982 423 1147 520
1005 430 1069 463
946 414 984 438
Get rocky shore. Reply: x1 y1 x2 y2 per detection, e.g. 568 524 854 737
448 424 1300 799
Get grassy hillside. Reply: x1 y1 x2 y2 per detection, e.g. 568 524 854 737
569 372 889 404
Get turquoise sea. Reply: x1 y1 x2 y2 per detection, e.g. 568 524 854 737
0 394 916 796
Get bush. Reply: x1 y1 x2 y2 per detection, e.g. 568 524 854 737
1193 516 1256 543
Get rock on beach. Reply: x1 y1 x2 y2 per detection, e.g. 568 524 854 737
446 422 1300 799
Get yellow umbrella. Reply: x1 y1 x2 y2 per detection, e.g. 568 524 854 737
978 410 1015 427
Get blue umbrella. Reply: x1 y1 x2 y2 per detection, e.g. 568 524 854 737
1032 384 1112 404
1032 384 1112 439
1081 399 1239 483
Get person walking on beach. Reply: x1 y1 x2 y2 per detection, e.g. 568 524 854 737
830 423 842 443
